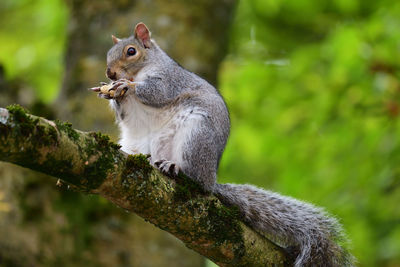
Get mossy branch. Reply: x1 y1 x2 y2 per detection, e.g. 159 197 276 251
0 105 292 266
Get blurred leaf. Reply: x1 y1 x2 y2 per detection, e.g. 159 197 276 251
219 0 400 266
0 0 68 102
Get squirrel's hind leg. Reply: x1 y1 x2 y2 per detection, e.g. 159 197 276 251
172 112 219 192
149 110 217 192
149 123 178 174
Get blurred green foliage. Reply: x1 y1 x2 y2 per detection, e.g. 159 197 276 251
0 0 400 266
0 0 67 102
218 0 400 266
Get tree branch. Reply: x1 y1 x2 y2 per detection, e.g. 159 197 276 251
0 105 292 266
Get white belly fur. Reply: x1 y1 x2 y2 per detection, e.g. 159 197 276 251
115 94 197 158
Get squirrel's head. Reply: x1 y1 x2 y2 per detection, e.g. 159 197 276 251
106 22 152 80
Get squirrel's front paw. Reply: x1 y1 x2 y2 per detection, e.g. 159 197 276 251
154 160 180 176
90 79 136 100
109 79 136 99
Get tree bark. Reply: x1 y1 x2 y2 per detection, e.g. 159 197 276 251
0 105 292 266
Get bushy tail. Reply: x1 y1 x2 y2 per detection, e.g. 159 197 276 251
213 183 355 267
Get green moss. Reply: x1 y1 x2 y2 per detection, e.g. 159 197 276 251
124 154 153 175
3 105 120 192
47 126 59 144
35 124 59 147
6 104 36 138
41 155 74 180
76 133 125 190
5 104 59 148
6 104 30 122
55 120 79 142
202 199 243 250
173 172 206 202
89 132 121 150
209 200 241 221
68 132 126 191
0 122 10 140
119 154 153 195
82 159 112 191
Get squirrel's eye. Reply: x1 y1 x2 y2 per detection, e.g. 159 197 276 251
127 47 137 56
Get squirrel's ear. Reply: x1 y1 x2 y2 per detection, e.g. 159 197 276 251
112 35 121 44
134 22 151 48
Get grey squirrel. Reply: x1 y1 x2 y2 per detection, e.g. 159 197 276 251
91 22 355 267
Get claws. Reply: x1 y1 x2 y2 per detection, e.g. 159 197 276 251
113 80 134 98
89 81 109 92
154 160 180 176
98 93 113 99
109 82 122 91
90 80 136 100
89 86 101 92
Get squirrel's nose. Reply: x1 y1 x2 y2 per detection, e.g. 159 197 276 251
106 67 117 80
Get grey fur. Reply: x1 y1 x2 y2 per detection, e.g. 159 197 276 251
105 24 355 266
214 184 355 266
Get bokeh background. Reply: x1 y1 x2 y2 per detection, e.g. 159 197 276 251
0 0 400 266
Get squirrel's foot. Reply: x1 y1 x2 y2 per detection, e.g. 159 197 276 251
154 160 180 176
